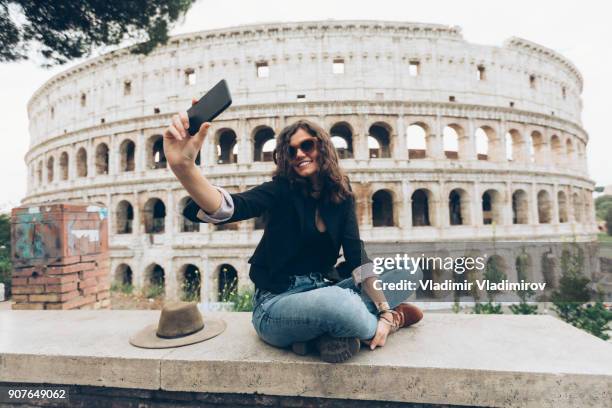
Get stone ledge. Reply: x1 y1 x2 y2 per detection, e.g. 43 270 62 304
0 311 610 408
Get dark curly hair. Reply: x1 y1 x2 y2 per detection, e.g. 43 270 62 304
273 120 353 204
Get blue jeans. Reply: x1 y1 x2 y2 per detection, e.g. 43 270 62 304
251 267 422 348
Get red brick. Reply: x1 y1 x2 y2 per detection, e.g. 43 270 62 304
11 277 28 286
11 285 45 295
48 256 81 266
46 295 96 310
29 274 78 285
30 291 79 303
46 282 78 293
81 286 99 296
47 262 95 275
12 303 45 310
11 294 29 302
12 267 44 277
79 278 98 289
79 270 98 280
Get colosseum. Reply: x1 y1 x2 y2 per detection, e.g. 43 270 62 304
23 20 599 303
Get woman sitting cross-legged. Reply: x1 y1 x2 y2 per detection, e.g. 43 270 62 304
164 110 423 363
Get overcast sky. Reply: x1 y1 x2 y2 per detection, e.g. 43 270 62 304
1 0 610 211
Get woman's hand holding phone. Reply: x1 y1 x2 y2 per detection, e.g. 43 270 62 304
163 98 210 173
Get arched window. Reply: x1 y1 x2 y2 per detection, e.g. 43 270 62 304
407 123 427 159
180 264 201 302
114 264 133 286
512 190 529 224
217 264 238 301
76 147 87 177
537 190 552 224
144 198 166 234
443 125 460 159
411 189 433 226
116 200 134 234
372 190 394 226
253 127 275 162
530 131 544 164
368 123 391 158
573 192 583 223
449 188 470 225
482 189 502 225
179 197 199 232
95 143 109 175
120 140 135 172
46 156 54 182
147 135 166 169
59 152 69 180
330 122 354 159
550 135 562 166
217 129 238 164
145 264 165 297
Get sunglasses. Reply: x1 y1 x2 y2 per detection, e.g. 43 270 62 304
288 138 317 159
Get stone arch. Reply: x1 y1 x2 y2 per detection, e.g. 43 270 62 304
178 196 199 232
59 151 69 180
372 189 395 227
368 122 391 158
147 135 166 169
95 143 109 175
515 251 533 281
475 126 500 161
530 131 545 164
512 189 529 224
216 128 238 164
76 147 87 177
143 197 166 234
566 137 575 161
550 135 563 166
179 264 201 302
411 189 435 226
573 192 583 223
557 191 568 223
406 122 428 159
330 122 354 159
537 190 552 224
482 189 503 225
541 249 557 289
120 139 135 172
36 160 42 185
217 264 238 301
114 263 133 286
443 125 461 159
449 188 471 226
46 156 54 182
253 126 275 162
506 129 524 162
116 200 134 234
144 263 165 296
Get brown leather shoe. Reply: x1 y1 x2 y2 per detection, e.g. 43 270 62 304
393 303 423 328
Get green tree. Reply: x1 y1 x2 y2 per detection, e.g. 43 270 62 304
552 244 611 340
595 195 612 221
1 0 196 66
0 213 11 297
606 207 612 236
472 256 505 314
510 251 538 315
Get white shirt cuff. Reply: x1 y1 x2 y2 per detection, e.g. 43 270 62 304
196 186 234 223
351 262 376 285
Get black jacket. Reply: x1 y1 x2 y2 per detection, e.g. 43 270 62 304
182 176 371 293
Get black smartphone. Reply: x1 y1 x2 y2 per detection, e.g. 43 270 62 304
186 79 232 135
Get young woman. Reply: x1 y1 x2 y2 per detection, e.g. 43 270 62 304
164 105 423 363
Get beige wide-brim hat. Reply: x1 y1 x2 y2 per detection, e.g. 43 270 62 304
129 301 226 349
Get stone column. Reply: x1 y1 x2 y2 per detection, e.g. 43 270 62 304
136 130 146 173
472 182 481 226
464 118 477 161
237 118 250 164
530 183 538 224
504 182 514 225
109 134 117 175
87 138 94 177
551 184 560 225
354 115 369 160
431 115 445 159
395 115 408 161
438 182 448 228
497 120 508 163
401 180 412 231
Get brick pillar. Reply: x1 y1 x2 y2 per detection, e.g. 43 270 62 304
10 202 110 310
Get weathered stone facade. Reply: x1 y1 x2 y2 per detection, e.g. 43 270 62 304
23 21 598 302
